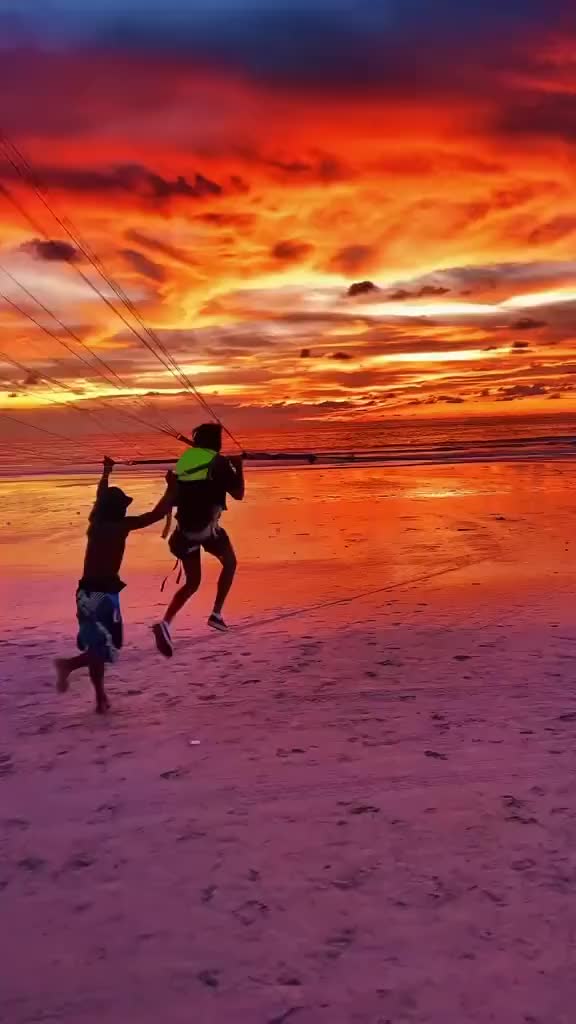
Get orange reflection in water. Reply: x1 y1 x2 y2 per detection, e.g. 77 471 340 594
0 461 574 638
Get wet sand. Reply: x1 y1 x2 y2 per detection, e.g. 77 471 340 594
1 462 576 1023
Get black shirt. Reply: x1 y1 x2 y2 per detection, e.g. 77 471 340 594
175 455 242 532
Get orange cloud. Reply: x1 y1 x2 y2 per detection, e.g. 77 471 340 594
0 20 574 439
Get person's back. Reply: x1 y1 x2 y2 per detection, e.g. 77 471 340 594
175 448 237 534
82 518 130 592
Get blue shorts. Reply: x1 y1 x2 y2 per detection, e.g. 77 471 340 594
76 590 123 664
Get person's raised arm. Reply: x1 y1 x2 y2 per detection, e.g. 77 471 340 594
124 471 177 533
89 456 114 522
96 456 114 499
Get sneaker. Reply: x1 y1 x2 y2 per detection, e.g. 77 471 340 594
208 612 228 633
153 621 174 658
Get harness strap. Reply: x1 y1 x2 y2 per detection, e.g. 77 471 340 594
160 558 181 593
176 457 216 480
161 509 173 539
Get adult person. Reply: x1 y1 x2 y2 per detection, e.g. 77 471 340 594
153 423 244 657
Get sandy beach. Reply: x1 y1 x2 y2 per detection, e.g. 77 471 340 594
2 461 576 1023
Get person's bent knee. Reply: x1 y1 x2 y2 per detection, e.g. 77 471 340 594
181 583 198 597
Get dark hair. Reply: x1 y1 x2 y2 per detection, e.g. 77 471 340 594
192 422 223 452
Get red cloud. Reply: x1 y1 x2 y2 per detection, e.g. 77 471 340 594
0 27 574 428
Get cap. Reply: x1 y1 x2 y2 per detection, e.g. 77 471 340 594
100 486 133 516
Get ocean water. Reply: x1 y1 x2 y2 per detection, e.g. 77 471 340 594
1 412 576 475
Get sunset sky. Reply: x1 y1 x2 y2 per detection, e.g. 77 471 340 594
0 0 574 438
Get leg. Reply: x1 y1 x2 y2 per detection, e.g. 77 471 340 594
72 592 119 709
213 545 237 614
154 550 202 657
164 550 202 625
88 655 109 714
54 652 90 693
205 530 237 619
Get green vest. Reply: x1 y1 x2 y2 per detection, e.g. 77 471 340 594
174 446 217 482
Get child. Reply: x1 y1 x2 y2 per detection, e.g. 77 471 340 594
54 457 174 712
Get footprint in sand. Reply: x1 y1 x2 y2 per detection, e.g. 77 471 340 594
276 974 302 988
233 899 269 926
197 969 220 989
324 927 356 960
17 856 46 872
267 1010 303 1024
3 818 29 831
348 804 380 816
512 859 536 872
160 767 189 780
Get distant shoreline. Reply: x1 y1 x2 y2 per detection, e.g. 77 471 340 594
2 442 576 480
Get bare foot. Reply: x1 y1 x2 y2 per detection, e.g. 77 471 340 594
96 696 111 715
54 659 70 694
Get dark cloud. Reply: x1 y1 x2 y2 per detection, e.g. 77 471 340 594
372 283 452 302
153 325 280 355
387 284 450 299
264 157 311 175
229 175 250 194
436 394 466 404
511 340 530 350
300 348 312 358
498 93 576 142
389 261 576 302
125 230 197 268
331 351 353 361
417 285 451 298
67 2 566 98
404 285 452 302
199 211 256 228
347 281 379 297
331 245 376 275
313 400 357 410
20 238 80 263
121 249 166 283
254 152 346 182
512 317 547 330
271 240 313 263
96 10 428 94
4 164 223 202
497 383 548 400
0 0 569 154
